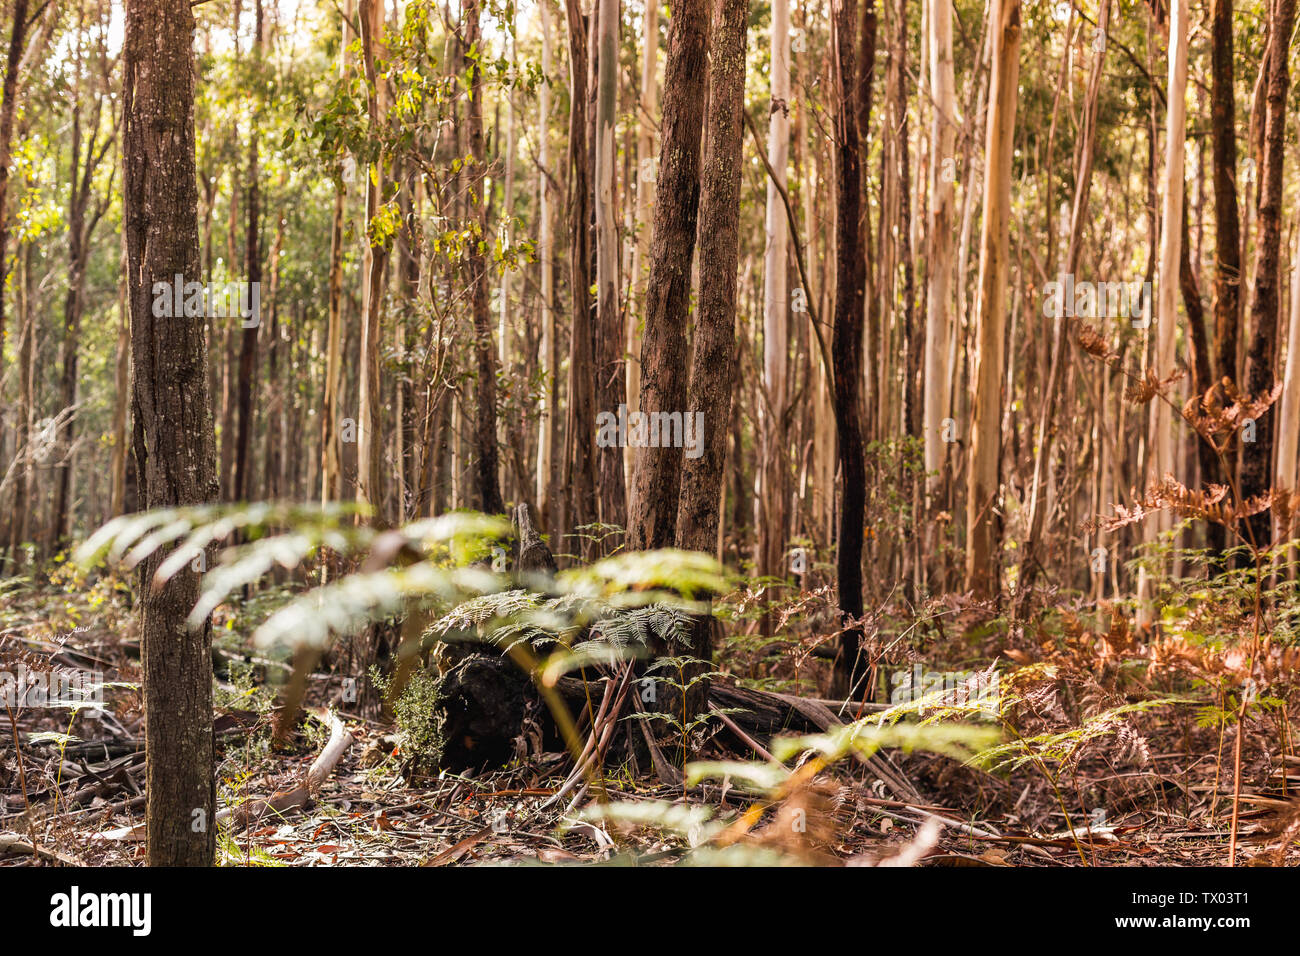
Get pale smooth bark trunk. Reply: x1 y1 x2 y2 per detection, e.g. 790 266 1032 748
1277 227 1300 536
922 0 955 497
537 0 556 522
1154 0 1189 498
500 30 517 370
626 0 658 484
1138 0 1189 621
759 0 791 582
964 0 1019 599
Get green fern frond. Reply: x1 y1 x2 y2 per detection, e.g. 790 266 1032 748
772 719 1001 765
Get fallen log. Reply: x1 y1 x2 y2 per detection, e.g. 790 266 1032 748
428 648 886 772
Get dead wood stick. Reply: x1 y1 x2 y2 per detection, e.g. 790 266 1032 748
710 702 783 765
637 718 683 786
217 708 354 828
539 666 634 811
0 831 81 865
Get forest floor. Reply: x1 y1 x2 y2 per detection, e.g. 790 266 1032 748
2 567 1298 867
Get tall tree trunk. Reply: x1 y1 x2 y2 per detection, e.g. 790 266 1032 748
1275 221 1300 528
759 0 791 590
964 0 1020 600
1180 184 1220 516
830 0 870 698
562 0 598 548
321 0 354 506
235 0 264 503
1205 0 1240 560
5 242 34 566
357 0 390 518
594 0 627 530
1241 0 1296 550
1153 0 1190 513
262 201 286 501
626 0 710 552
536 0 557 528
123 0 219 866
0 0 30 460
1211 0 1242 394
54 20 87 549
110 260 130 518
219 1 242 502
923 0 955 498
675 0 747 709
896 0 918 443
464 0 504 515
627 0 659 480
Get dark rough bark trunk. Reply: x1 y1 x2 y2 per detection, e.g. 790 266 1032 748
830 0 870 699
1241 0 1295 550
234 0 263 504
1207 0 1239 561
5 243 33 568
676 0 745 558
54 80 88 550
0 0 30 470
464 0 504 516
123 0 219 867
562 0 597 552
857 0 877 443
1210 0 1241 391
674 0 747 710
1180 185 1220 520
626 0 710 553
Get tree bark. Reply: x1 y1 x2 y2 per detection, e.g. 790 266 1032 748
594 0 627 531
0 0 30 456
53 5 113 548
627 0 659 480
1210 0 1242 396
677 0 746 554
110 261 130 519
1275 220 1300 525
1152 0 1190 518
562 0 598 548
626 0 710 552
1241 0 1296 549
830 0 870 698
758 0 791 591
234 0 264 504
464 0 504 516
923 0 955 498
964 0 1020 600
123 0 219 866
673 0 747 715
321 0 354 506
536 0 557 528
